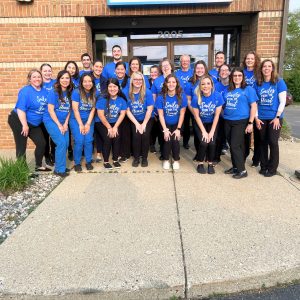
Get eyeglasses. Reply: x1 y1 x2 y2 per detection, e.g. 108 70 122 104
233 74 243 77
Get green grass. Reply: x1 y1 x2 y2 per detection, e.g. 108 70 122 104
281 118 292 139
0 157 31 196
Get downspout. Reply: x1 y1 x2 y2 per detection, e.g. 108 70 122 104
278 0 289 75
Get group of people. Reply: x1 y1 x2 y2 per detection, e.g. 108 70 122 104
8 45 287 179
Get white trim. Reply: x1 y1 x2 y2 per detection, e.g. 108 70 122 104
0 17 85 24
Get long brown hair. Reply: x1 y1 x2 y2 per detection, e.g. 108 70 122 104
79 74 97 107
190 60 208 85
161 74 183 106
257 59 279 86
229 67 247 91
54 70 73 104
241 51 261 81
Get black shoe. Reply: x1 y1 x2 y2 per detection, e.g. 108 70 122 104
197 164 206 174
193 155 198 162
150 145 156 153
65 168 71 173
53 171 69 177
251 162 259 168
259 169 267 175
45 157 54 167
207 164 215 174
68 151 74 161
159 155 164 161
35 166 52 172
183 144 190 150
86 163 94 171
119 157 128 163
264 170 276 177
74 164 82 172
104 162 113 170
141 159 148 167
225 167 238 174
132 159 139 167
113 161 121 169
233 170 248 179
212 159 221 166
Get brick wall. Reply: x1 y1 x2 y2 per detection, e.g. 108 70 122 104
0 0 285 150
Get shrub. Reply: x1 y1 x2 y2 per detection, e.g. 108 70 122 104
284 70 300 102
0 157 31 196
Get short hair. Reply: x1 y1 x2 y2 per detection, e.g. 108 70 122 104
81 53 91 61
112 45 122 51
215 51 225 58
40 63 52 71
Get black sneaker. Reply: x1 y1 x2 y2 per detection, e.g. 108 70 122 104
233 170 248 179
225 167 238 174
264 170 276 177
119 157 129 163
53 171 69 178
68 151 74 161
65 168 71 173
259 169 268 176
74 164 82 172
132 159 139 167
197 164 206 174
159 155 164 161
183 144 190 150
193 155 198 162
150 145 156 153
86 163 94 171
141 159 148 167
104 162 113 170
207 164 215 174
251 162 259 168
45 157 54 167
113 161 121 169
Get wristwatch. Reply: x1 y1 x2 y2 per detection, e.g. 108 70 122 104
248 121 253 125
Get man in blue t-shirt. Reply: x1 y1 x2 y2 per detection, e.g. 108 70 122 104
79 53 93 77
209 51 226 84
102 45 128 80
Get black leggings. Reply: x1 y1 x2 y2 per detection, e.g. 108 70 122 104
162 124 180 161
40 123 56 159
194 122 217 162
94 122 103 153
150 116 164 152
131 118 153 160
95 122 120 162
8 110 46 167
119 116 131 159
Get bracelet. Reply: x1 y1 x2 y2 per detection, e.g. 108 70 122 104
163 128 169 133
248 122 253 125
177 127 181 130
276 116 280 119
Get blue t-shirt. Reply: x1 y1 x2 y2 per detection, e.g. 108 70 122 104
70 89 98 120
125 89 154 121
223 86 258 121
184 80 199 97
43 79 56 94
43 90 71 124
155 93 188 125
96 96 127 124
72 77 80 89
94 76 107 95
151 75 185 96
255 78 287 120
118 77 130 91
243 69 256 87
191 91 224 123
102 62 129 79
14 85 48 126
209 69 219 84
215 81 229 97
175 69 193 87
79 70 92 77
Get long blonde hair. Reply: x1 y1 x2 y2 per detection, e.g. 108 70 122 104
195 75 214 105
129 71 146 104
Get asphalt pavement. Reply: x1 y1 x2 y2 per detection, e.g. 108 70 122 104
284 104 300 138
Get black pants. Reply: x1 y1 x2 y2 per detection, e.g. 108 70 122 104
192 118 200 158
163 124 180 161
258 119 282 173
95 122 120 162
94 122 103 153
214 117 226 160
183 109 192 147
8 110 46 167
252 125 261 165
194 122 217 162
68 124 73 153
224 118 248 172
150 116 163 152
41 122 56 159
131 118 154 160
119 116 131 159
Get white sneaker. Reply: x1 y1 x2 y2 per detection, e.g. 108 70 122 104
163 160 170 170
172 161 180 170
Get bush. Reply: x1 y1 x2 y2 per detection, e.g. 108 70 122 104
0 157 31 196
284 70 300 102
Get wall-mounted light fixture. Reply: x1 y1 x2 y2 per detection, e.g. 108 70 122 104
16 0 34 3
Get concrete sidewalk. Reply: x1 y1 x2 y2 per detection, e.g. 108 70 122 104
0 141 299 299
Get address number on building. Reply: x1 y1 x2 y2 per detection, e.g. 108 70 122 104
158 30 183 39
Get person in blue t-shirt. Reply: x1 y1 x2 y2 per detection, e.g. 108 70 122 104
64 60 80 161
102 45 129 79
242 51 261 168
214 63 231 162
92 60 107 163
192 75 223 174
223 67 258 179
156 74 187 170
40 63 56 167
43 70 73 177
8 69 49 172
255 59 287 177
125 72 154 167
185 60 209 159
95 78 127 170
129 57 150 89
209 51 226 84
69 74 97 172
79 53 92 77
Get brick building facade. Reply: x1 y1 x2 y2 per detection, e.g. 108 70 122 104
0 0 288 149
